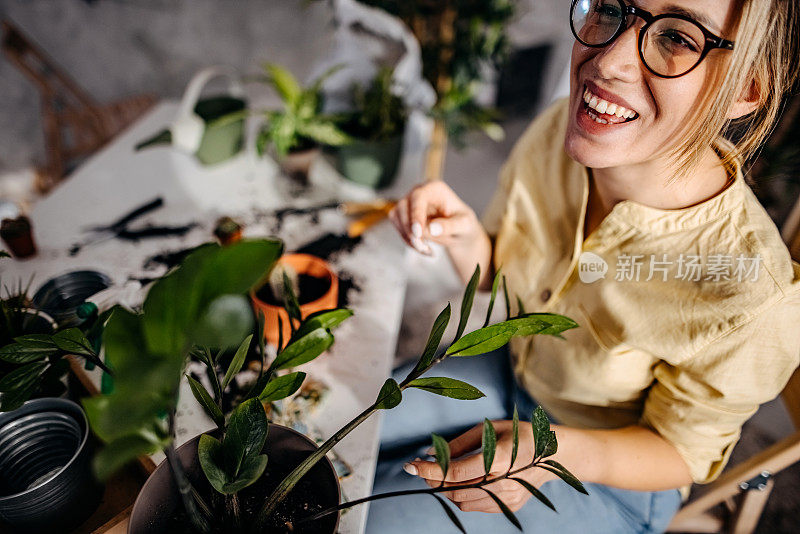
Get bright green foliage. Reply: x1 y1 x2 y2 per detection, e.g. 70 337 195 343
407 377 484 400
431 434 450 481
482 419 496 475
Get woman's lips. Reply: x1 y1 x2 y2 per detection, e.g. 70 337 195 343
579 85 639 126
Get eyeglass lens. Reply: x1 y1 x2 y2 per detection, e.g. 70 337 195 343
571 0 706 77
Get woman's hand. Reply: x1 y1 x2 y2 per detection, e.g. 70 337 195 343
403 421 558 513
388 181 494 286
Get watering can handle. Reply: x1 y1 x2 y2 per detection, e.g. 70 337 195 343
171 66 245 153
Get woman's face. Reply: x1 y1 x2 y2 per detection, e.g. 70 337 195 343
564 0 736 170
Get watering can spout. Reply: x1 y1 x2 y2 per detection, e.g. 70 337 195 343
135 129 172 151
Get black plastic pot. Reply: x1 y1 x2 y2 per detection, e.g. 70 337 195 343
128 424 340 534
32 270 112 328
334 134 403 189
0 398 102 532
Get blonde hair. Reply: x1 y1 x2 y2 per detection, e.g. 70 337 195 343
671 0 799 178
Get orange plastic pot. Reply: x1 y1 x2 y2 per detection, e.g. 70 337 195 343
251 253 338 349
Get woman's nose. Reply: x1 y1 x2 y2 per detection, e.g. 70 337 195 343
593 23 641 82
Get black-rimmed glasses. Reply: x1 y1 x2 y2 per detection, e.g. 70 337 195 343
570 0 735 78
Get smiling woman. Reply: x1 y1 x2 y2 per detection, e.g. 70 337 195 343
374 0 800 533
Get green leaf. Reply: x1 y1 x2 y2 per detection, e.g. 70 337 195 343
541 460 588 495
259 371 306 402
445 323 515 357
510 477 556 511
516 295 527 315
282 272 301 325
508 313 579 338
224 398 269 477
482 419 496 475
222 454 268 494
412 303 451 373
484 268 503 327
186 375 224 428
454 265 480 342
0 342 56 364
407 377 485 400
14 334 57 347
222 334 252 390
542 430 558 458
194 294 254 350
483 489 522 530
431 434 450 480
292 308 353 340
0 360 48 393
93 434 163 481
502 275 511 320
510 406 519 470
52 328 95 357
198 434 229 494
264 63 302 105
296 121 351 146
271 328 333 370
374 378 402 410
0 379 38 411
432 494 466 534
532 406 551 459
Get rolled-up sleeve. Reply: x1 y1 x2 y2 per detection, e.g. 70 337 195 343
641 293 800 484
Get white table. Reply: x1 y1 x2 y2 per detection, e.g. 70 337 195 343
3 101 426 533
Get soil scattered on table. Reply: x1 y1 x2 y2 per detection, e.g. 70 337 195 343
143 246 199 270
336 270 360 308
295 233 362 262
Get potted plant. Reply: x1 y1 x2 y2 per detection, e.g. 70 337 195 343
256 63 351 180
332 67 408 189
88 239 587 533
251 253 339 349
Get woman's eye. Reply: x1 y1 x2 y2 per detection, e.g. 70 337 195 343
594 3 622 19
659 29 700 52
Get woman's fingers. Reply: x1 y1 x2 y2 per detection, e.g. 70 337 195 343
390 197 432 255
454 492 527 513
407 452 486 483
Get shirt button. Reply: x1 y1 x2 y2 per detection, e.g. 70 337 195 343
540 289 552 302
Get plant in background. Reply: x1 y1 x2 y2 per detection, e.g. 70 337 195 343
255 63 351 158
341 67 407 142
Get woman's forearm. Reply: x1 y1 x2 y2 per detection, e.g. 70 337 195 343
446 230 495 289
552 424 693 492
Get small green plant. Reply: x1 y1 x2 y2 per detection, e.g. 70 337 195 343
342 67 408 142
255 63 351 158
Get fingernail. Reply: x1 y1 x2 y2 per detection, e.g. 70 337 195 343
424 447 435 456
411 236 430 254
429 222 443 237
411 222 423 238
403 463 418 476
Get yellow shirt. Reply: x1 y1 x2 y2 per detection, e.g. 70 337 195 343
483 98 800 486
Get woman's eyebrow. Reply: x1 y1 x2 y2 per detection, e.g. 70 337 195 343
661 3 720 33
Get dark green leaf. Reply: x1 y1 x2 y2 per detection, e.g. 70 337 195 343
454 265 480 342
484 268 503 327
52 328 95 357
532 406 551 459
0 361 48 393
542 430 558 458
431 434 450 480
0 342 56 364
445 323 515 357
541 460 588 495
433 494 466 534
483 489 522 530
222 334 252 389
13 334 56 348
482 419 496 475
224 398 268 477
516 295 527 315
271 328 334 370
292 308 353 340
0 379 38 411
412 304 451 373
198 434 229 494
407 377 485 400
510 406 519 470
186 375 224 428
502 275 511 320
259 371 306 402
510 477 556 511
194 294 254 350
222 454 268 494
509 313 579 338
375 378 402 410
93 434 163 481
282 272 301 324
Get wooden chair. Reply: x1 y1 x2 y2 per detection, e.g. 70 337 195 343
667 194 800 534
1 19 156 190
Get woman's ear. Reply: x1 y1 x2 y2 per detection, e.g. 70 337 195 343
728 79 761 120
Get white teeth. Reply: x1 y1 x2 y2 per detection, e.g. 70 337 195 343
582 87 638 120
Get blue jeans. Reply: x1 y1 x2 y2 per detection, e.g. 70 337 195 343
367 349 681 533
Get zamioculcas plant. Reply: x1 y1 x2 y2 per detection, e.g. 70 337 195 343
250 265 586 533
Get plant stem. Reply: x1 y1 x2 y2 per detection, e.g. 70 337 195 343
297 461 542 525
166 412 213 534
226 493 241 530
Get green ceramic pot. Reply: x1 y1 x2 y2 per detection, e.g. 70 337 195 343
193 96 246 165
334 134 404 189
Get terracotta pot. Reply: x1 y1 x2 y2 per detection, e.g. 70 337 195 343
127 425 340 534
251 253 338 349
0 216 37 258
